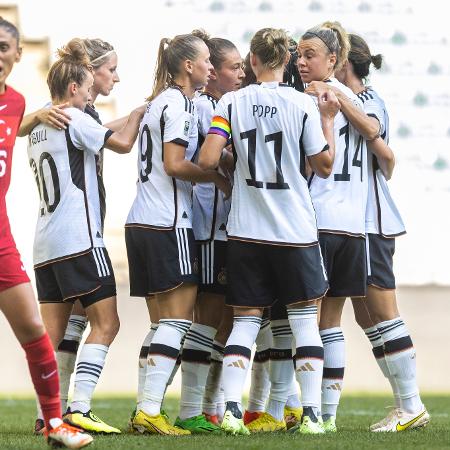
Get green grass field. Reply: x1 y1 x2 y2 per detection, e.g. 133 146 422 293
0 395 448 449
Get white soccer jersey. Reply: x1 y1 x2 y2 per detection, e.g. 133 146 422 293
308 78 368 236
357 87 406 237
210 82 327 246
27 107 111 266
193 92 231 242
126 87 198 229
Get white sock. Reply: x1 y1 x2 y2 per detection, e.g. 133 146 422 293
320 327 345 419
203 341 224 416
377 318 422 414
267 319 293 420
286 375 301 409
247 318 272 412
216 388 225 422
141 319 191 416
223 316 262 415
70 343 108 413
365 325 400 408
56 315 88 412
137 324 158 408
179 323 216 420
288 305 323 414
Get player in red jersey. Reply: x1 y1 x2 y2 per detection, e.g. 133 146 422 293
0 17 92 449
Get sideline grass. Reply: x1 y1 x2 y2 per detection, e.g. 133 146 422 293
0 395 448 449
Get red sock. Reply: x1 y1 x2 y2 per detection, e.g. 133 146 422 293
22 333 61 429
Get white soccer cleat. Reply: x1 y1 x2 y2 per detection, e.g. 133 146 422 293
221 411 250 435
371 406 430 433
47 420 93 448
369 407 399 431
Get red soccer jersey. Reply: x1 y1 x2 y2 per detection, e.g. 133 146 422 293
0 85 25 253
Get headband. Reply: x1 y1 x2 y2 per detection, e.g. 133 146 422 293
303 31 334 54
90 50 115 65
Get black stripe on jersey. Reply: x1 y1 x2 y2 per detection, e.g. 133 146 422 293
299 113 307 179
201 92 219 109
228 235 319 247
171 138 189 147
372 153 383 235
208 187 219 241
318 229 365 239
65 128 93 250
228 103 237 169
103 129 113 145
160 105 168 161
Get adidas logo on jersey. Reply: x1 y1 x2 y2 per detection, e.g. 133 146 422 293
182 211 188 219
227 359 246 369
96 231 102 238
219 223 226 231
296 362 315 372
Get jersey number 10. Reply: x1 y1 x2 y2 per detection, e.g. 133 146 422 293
29 153 61 216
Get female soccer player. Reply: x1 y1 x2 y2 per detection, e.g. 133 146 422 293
20 37 122 434
161 29 245 433
296 22 369 433
0 18 93 449
27 38 143 435
307 33 429 432
125 33 229 436
199 27 339 435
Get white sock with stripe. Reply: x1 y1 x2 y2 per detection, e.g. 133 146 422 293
56 315 88 412
267 319 293 421
320 327 345 419
141 319 191 416
247 318 272 413
364 325 401 408
179 323 216 420
203 340 224 417
377 318 422 414
288 305 323 413
70 343 108 413
137 324 158 409
223 316 262 416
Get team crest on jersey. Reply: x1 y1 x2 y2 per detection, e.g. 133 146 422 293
183 120 190 136
218 267 227 285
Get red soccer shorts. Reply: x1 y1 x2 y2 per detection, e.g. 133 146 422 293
0 247 30 293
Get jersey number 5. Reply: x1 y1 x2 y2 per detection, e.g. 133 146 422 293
241 129 289 190
29 153 61 216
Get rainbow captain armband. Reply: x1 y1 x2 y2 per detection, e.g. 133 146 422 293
208 116 231 140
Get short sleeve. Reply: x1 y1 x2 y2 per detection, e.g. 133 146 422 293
362 97 385 136
301 96 328 156
163 95 194 148
207 95 231 140
196 98 215 137
70 109 111 154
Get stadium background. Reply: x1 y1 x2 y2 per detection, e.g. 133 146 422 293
1 0 448 395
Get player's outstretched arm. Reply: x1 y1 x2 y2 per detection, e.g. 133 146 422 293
104 105 147 132
18 104 71 136
103 106 144 153
367 138 395 180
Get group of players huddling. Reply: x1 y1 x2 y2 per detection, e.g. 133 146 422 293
0 14 429 448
